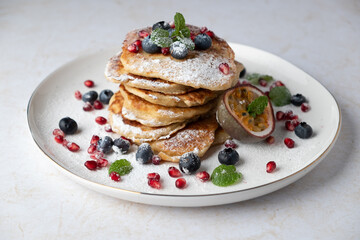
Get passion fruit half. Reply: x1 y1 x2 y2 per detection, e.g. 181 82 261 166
216 84 275 143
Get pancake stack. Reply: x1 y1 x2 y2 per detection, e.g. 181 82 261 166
105 25 243 162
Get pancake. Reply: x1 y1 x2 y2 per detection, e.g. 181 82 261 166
149 116 219 162
123 84 219 107
120 25 238 91
119 85 215 127
105 52 195 95
211 127 231 146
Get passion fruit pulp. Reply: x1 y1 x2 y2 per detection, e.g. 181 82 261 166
216 84 275 143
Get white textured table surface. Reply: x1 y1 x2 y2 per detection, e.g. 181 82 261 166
1 1 359 239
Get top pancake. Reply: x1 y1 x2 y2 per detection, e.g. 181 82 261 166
120 25 237 91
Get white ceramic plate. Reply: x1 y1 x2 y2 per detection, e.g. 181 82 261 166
27 43 341 207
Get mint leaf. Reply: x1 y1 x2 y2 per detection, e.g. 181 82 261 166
177 37 195 50
211 164 242 187
108 159 133 176
150 28 173 48
247 96 268 117
174 12 186 35
269 86 291 106
246 73 273 85
179 27 190 38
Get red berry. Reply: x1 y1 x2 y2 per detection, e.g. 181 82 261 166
259 79 267 87
95 116 107 125
284 110 294 120
161 47 170 55
104 124 113 133
67 142 80 152
52 128 64 137
205 30 215 38
175 178 187 189
266 136 275 144
301 103 310 112
84 80 94 88
62 138 69 147
110 172 121 182
93 100 103 110
138 30 149 38
84 160 97 170
270 80 285 90
74 90 82 100
200 26 208 33
169 21 175 28
90 135 100 144
54 135 64 144
292 119 300 127
147 172 160 181
87 144 97 154
190 33 196 41
224 139 237 148
148 179 161 189
151 155 161 165
83 102 93 111
285 120 295 131
289 114 298 120
128 43 139 53
276 111 285 121
90 151 104 160
134 40 142 48
266 161 276 173
168 167 182 178
284 138 295 148
96 158 108 168
219 63 230 75
196 171 210 182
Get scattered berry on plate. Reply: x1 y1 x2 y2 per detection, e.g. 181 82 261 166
179 152 201 174
90 135 99 144
147 172 160 181
52 128 64 137
84 160 97 170
175 178 187 189
196 171 210 182
82 91 98 104
284 138 295 148
113 137 130 154
301 103 310 112
168 166 182 178
291 93 306 106
218 148 240 165
194 33 212 50
266 161 276 173
148 179 161 189
67 142 80 152
99 89 114 104
224 139 237 149
59 117 78 134
136 143 153 164
87 144 97 154
295 122 313 139
104 124 113 133
84 80 94 88
74 90 82 100
109 172 121 182
96 158 108 168
151 155 161 165
95 116 107 125
266 136 275 144
54 135 64 144
97 136 113 154
83 102 93 111
93 100 103 110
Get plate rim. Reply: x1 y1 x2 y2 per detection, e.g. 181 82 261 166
27 43 342 198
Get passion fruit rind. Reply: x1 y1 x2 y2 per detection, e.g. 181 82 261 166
216 84 275 143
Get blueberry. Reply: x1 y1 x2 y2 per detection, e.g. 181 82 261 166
291 94 306 106
194 33 212 50
142 36 161 54
239 67 246 78
170 41 188 59
136 143 153 164
113 138 130 154
152 21 171 30
97 136 113 154
99 89 114 104
168 28 175 37
295 122 313 139
59 117 78 134
82 91 98 104
218 148 239 165
179 152 201 175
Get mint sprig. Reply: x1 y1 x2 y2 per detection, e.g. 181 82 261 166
247 96 268 117
150 28 173 48
269 86 291 106
108 159 133 176
246 73 273 85
211 164 242 187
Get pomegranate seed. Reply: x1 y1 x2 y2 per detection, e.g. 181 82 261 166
52 128 64 137
138 30 149 38
175 178 187 189
134 40 142 48
284 138 295 148
54 135 64 144
200 26 208 33
74 90 82 100
301 103 310 112
242 80 249 84
169 21 175 28
161 47 170 55
128 43 139 53
270 80 285 90
289 114 298 120
224 139 237 148
219 63 230 75
148 179 161 189
266 136 275 144
84 80 94 88
90 135 99 144
87 144 97 154
67 142 80 152
259 79 267 87
276 111 285 121
284 110 294 120
110 172 121 182
285 120 295 131
84 160 97 170
83 102 93 111
266 161 276 173
62 139 69 147
264 91 270 97
168 167 182 178
205 30 215 38
292 119 300 127
97 158 108 168
93 100 103 110
190 33 196 41
104 124 113 133
152 155 161 165
196 171 210 182
121 136 132 145
90 151 104 160
147 173 160 181
95 116 107 125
